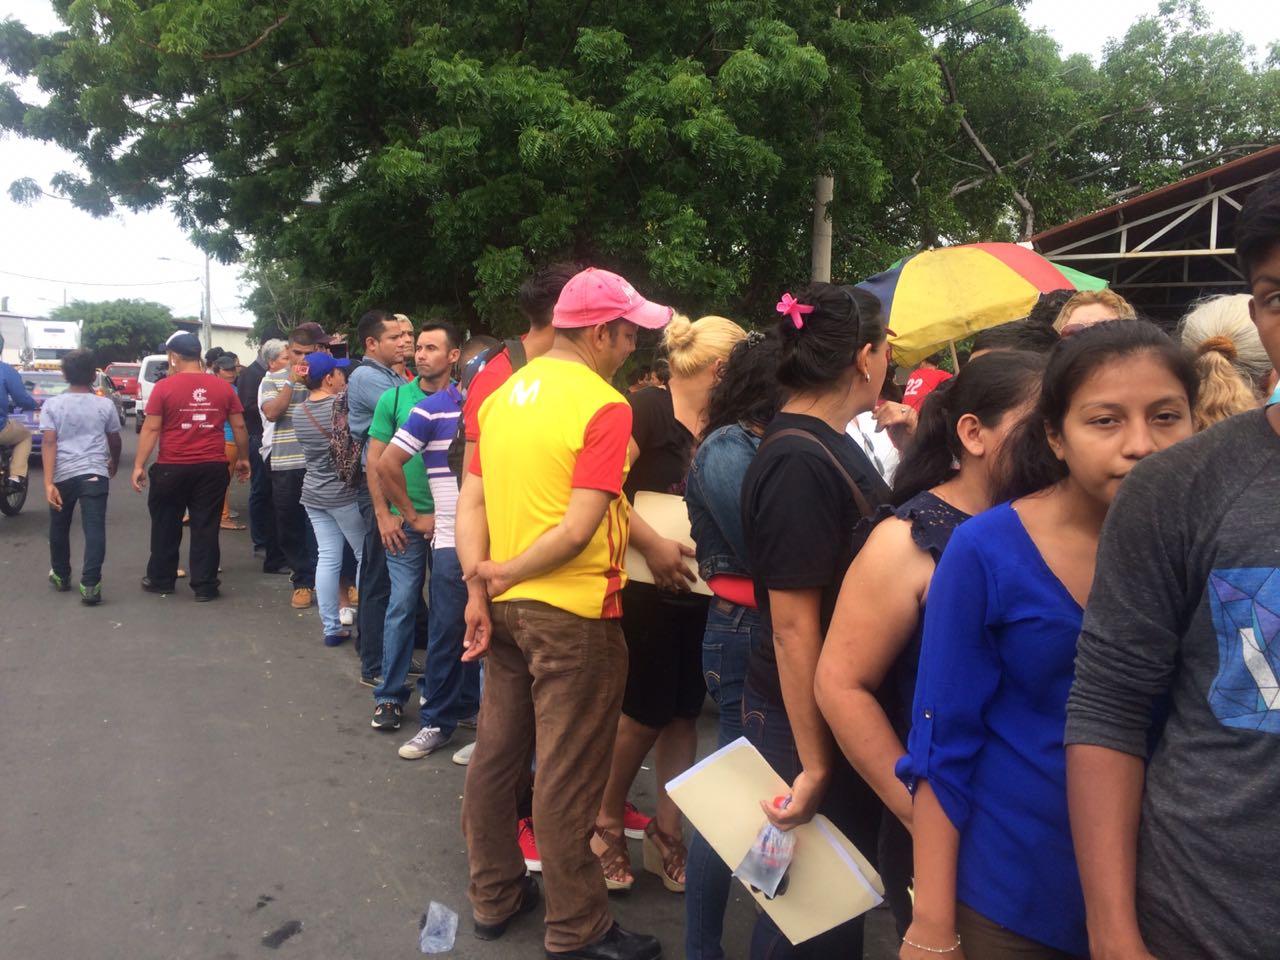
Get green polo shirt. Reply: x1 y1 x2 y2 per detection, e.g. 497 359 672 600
368 380 434 517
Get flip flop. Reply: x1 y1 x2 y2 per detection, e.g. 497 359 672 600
220 521 247 530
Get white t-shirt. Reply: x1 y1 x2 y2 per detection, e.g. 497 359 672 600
846 411 899 485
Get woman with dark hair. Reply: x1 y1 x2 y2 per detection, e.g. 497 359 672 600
739 282 891 960
815 351 1045 935
897 321 1198 960
682 329 783 960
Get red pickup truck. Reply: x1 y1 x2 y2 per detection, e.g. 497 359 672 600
104 362 140 413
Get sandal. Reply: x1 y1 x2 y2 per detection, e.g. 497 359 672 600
591 826 634 892
642 820 686 893
220 521 246 530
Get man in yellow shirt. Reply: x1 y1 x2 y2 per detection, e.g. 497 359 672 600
456 268 671 960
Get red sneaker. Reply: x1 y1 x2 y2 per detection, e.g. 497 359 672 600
518 818 542 873
623 801 652 840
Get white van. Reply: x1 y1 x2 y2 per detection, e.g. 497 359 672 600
134 354 169 434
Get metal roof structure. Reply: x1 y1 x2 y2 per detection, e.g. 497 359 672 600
1031 144 1280 325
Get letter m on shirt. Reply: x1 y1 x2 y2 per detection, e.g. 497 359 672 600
508 378 541 407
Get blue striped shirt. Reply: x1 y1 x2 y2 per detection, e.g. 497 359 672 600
390 383 462 547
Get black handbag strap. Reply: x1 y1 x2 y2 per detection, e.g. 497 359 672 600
760 427 874 520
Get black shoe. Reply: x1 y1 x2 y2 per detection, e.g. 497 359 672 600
371 702 402 731
5 476 27 492
141 577 176 594
359 673 384 689
263 565 292 575
194 590 219 602
408 655 425 677
253 544 266 556
79 582 102 606
546 924 661 960
474 876 541 941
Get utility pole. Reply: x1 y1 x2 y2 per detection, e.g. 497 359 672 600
203 253 212 352
811 173 834 283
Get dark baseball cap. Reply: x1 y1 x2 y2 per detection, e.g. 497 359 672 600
295 321 334 345
165 331 203 359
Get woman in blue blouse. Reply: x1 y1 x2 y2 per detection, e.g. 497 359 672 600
898 322 1198 960
815 350 1044 935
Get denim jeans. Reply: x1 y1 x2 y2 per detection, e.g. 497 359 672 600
417 546 481 732
48 473 109 587
375 521 429 705
356 489 390 680
741 669 882 960
305 502 365 637
686 600 759 960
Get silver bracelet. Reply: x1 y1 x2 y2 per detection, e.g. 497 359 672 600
902 934 961 954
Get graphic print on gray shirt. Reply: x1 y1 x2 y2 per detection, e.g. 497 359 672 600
1066 409 1280 959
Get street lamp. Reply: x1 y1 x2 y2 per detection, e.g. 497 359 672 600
157 253 212 351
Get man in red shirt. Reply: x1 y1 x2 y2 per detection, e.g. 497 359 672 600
901 353 952 412
460 262 579 475
132 331 249 601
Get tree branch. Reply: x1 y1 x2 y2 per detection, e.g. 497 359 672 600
203 14 291 60
938 56 1035 237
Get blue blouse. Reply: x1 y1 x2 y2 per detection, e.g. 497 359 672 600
897 502 1088 956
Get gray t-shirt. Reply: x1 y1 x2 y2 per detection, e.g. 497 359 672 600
294 395 355 509
38 392 120 483
1066 409 1280 959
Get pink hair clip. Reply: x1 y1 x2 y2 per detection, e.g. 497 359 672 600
776 293 814 330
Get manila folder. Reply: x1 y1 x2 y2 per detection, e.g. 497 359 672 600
666 737 883 944
624 490 712 596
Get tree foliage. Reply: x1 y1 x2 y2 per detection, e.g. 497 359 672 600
54 299 177 363
1 0 1275 336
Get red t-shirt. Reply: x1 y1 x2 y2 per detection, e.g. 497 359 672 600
462 349 515 443
902 367 952 411
146 372 244 464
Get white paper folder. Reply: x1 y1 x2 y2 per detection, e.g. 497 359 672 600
666 737 884 944
624 491 712 596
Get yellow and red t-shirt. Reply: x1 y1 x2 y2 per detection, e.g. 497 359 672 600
471 356 632 619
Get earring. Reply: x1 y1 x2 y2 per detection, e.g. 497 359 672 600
864 371 870 382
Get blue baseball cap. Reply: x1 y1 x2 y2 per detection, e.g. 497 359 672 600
306 353 350 380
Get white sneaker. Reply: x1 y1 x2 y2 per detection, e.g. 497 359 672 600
398 726 451 760
452 741 475 766
339 606 355 626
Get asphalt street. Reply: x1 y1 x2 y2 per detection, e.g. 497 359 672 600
0 425 895 960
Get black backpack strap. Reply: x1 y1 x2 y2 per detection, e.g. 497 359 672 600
505 337 527 372
759 427 873 520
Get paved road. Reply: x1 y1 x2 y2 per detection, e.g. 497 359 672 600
0 425 895 960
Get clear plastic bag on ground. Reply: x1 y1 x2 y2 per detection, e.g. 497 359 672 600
419 901 458 954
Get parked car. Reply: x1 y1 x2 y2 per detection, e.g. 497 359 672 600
104 362 141 414
12 370 73 459
93 371 128 427
135 354 169 434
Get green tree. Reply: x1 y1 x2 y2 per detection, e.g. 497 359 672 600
1 0 1275 336
55 299 176 364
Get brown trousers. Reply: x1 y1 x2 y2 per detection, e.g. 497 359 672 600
462 600 628 952
0 420 33 479
956 903 1086 960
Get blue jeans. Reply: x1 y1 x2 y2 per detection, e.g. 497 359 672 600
376 521 429 705
417 546 481 733
685 600 758 960
741 669 882 960
305 502 365 637
48 473 109 587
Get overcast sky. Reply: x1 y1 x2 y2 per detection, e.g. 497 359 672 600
0 0 1274 326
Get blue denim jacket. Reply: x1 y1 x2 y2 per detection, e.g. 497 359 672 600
685 423 760 582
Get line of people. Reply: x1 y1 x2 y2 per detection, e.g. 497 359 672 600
24 172 1280 960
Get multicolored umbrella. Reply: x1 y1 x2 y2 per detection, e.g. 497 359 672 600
856 242 1107 366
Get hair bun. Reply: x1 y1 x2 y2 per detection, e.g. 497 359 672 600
663 313 695 352
1197 335 1239 362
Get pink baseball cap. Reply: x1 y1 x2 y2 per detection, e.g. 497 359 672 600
552 268 673 330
